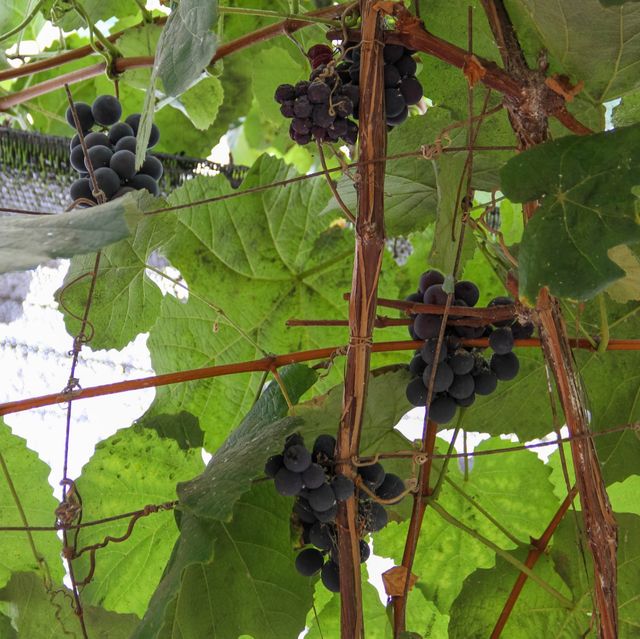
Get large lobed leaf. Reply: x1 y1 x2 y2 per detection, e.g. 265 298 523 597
501 124 640 301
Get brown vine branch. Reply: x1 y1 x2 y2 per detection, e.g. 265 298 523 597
1 338 638 418
334 3 386 636
490 485 579 638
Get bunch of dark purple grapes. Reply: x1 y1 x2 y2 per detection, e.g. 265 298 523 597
264 432 406 592
337 42 423 127
405 269 534 423
65 95 163 205
274 45 358 146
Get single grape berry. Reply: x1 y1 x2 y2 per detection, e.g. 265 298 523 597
296 548 324 576
386 105 409 126
366 502 388 532
274 467 303 496
264 454 283 478
448 350 474 375
283 444 312 473
93 167 120 199
395 54 417 77
91 95 122 126
280 101 295 118
309 521 333 550
109 150 136 179
359 539 371 563
115 136 137 153
70 145 88 173
385 88 406 118
307 484 336 512
66 102 94 131
399 76 423 105
359 463 386 490
312 434 336 461
125 113 142 134
488 296 515 327
419 269 444 293
376 473 405 501
274 84 296 103
129 173 160 196
70 134 81 150
409 354 426 377
422 361 454 393
490 352 520 381
302 463 326 489
69 178 93 202
383 44 405 64
140 155 163 180
406 377 427 406
414 314 442 340
489 327 515 355
84 131 110 148
473 370 498 395
512 321 534 339
448 374 475 400
331 475 355 500
384 64 401 87
421 339 447 365
454 281 480 307
307 81 331 104
321 560 340 592
424 284 448 306
429 395 457 424
85 145 114 174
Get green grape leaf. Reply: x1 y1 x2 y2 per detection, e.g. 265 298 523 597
606 244 640 302
137 411 205 450
501 124 640 301
181 75 224 130
178 364 317 520
448 546 582 638
134 365 315 637
71 426 204 617
0 191 150 274
144 155 354 447
0 572 138 638
56 0 140 31
0 1 45 47
509 0 640 102
375 438 559 615
606 475 640 514
155 484 313 639
0 419 64 587
613 89 640 127
154 0 218 97
56 207 174 350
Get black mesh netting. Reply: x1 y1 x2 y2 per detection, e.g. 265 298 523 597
0 126 249 214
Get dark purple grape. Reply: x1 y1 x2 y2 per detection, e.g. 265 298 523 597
365 502 388 532
296 548 324 576
285 433 305 449
359 463 385 490
70 134 81 149
283 444 312 473
294 499 318 524
473 370 498 395
490 352 519 381
94 167 120 199
66 102 94 131
70 145 87 173
264 454 283 477
488 296 515 327
91 95 122 126
274 467 303 496
376 473 405 501
331 475 354 500
274 83 296 103
329 117 348 137
293 96 313 118
109 149 136 179
141 155 163 180
383 44 405 64
302 463 326 489
294 80 310 96
421 339 447 365
308 81 331 104
309 522 333 550
342 119 358 144
115 136 137 153
414 314 443 340
409 354 426 377
314 503 338 522
395 54 417 77
489 327 514 354
334 96 354 118
454 281 480 307
406 377 427 406
408 323 419 340
336 61 351 83
384 64 401 87
129 173 160 196
399 76 423 105
321 560 340 592
280 101 295 118
312 126 330 142
386 105 409 126
419 270 444 293
448 350 474 375
148 121 160 146
69 178 93 202
456 392 476 407
313 434 336 461
512 321 535 339
385 88 406 118
108 122 134 145
423 361 454 393
312 104 334 128
292 117 312 134
341 83 359 108
429 395 457 423
424 284 448 306
84 131 110 148
448 374 475 400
